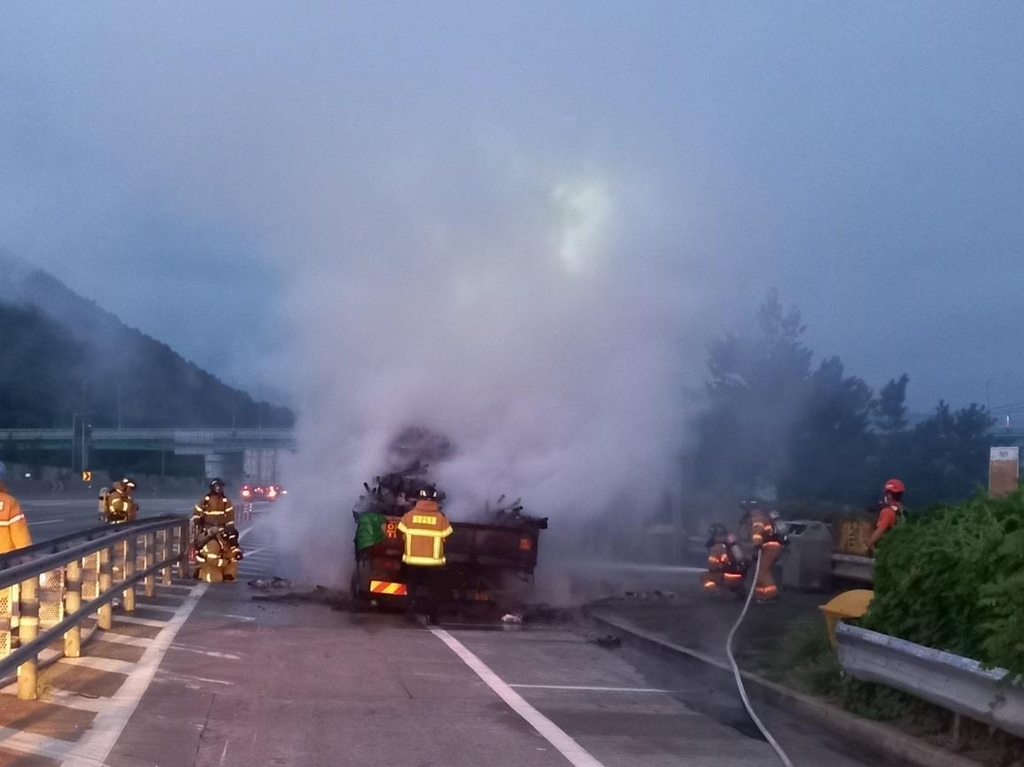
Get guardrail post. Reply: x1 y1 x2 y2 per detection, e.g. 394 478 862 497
178 521 191 580
64 559 82 658
144 532 156 598
98 547 113 630
16 576 39 700
122 536 136 613
160 530 171 586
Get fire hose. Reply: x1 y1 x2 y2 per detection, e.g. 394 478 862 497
725 547 795 767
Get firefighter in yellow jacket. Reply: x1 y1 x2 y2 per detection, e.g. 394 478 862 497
102 477 139 524
398 488 452 620
0 461 32 554
397 488 453 566
192 478 243 581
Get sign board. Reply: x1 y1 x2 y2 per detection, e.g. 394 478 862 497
988 446 1019 498
81 470 92 482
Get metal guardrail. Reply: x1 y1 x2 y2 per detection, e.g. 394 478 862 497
831 552 874 584
836 622 1024 738
0 516 192 699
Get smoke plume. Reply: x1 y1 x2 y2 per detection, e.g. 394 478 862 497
270 144 717 583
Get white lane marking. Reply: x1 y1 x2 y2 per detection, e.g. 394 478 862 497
93 632 150 648
61 582 209 767
509 684 676 693
155 672 231 686
30 519 66 525
128 603 179 614
62 656 136 675
115 615 166 628
222 614 256 622
429 627 605 767
168 645 241 661
0 724 77 760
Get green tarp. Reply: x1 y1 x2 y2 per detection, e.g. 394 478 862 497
355 512 387 550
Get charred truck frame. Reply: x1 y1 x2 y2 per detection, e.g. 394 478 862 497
351 469 548 613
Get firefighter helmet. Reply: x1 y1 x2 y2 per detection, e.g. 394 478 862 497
209 477 225 494
708 522 728 539
121 477 137 490
883 478 905 496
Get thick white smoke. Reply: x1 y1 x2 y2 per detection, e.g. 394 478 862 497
270 147 714 583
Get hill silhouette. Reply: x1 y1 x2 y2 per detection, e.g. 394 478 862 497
0 251 293 430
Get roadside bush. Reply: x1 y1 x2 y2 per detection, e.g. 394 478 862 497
861 490 1024 677
756 616 843 697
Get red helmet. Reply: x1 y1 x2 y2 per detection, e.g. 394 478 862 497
884 478 905 495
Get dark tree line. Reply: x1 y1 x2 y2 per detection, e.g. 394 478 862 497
687 289 993 510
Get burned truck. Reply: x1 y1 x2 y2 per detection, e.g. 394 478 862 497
350 429 548 613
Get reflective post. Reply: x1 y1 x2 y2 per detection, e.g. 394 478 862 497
64 559 82 658
160 530 171 586
122 536 136 613
144 532 156 598
98 547 113 630
16 576 38 700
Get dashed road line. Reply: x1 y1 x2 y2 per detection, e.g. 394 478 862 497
115 615 167 628
90 632 150 648
61 656 137 675
168 645 241 661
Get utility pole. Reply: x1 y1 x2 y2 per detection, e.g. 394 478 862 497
80 422 89 473
117 384 122 430
70 413 79 473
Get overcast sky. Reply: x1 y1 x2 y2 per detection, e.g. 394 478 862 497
2 3 1023 414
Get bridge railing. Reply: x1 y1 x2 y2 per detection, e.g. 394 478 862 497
0 516 192 699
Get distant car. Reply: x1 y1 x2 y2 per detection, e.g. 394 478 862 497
261 484 286 501
242 483 286 502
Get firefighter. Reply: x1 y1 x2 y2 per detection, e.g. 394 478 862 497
397 487 453 567
700 523 746 594
398 487 453 621
752 510 787 603
0 461 32 554
193 478 243 581
102 478 139 524
867 478 905 555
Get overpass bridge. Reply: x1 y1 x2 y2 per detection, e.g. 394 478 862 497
0 428 296 479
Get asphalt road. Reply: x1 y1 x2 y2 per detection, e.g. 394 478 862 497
19 496 195 541
5 504 898 766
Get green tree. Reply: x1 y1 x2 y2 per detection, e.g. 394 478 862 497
691 289 814 498
896 401 993 506
875 374 909 433
781 356 875 501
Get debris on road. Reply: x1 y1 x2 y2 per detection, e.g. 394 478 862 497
501 613 523 624
247 576 295 590
250 584 354 611
623 590 676 601
591 634 622 649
